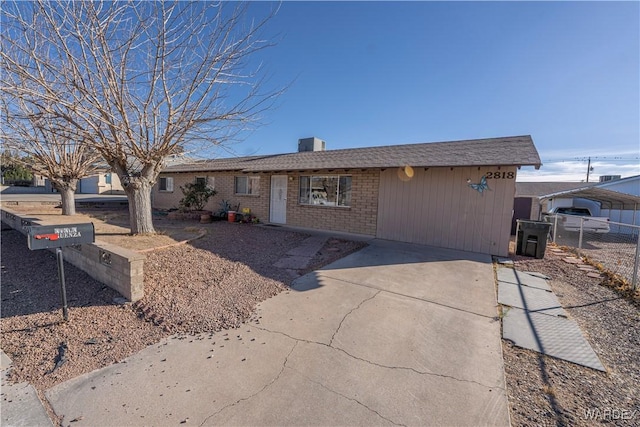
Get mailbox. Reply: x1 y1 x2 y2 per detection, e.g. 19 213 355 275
25 222 95 321
27 223 95 250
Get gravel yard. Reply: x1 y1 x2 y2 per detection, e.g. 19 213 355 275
137 224 365 335
1 222 365 393
504 247 639 426
552 230 639 285
2 207 639 426
1 229 167 391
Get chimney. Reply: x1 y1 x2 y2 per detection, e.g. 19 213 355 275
298 137 326 152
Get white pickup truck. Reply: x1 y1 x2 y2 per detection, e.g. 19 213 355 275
543 207 610 233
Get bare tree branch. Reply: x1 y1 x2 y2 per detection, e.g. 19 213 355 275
1 95 102 215
1 0 282 233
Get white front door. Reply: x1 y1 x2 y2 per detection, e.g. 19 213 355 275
270 175 287 224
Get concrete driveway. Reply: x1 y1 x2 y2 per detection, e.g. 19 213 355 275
45 240 509 426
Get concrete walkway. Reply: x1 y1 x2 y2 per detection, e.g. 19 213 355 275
1 350 54 427
497 265 605 371
44 240 509 426
273 235 328 270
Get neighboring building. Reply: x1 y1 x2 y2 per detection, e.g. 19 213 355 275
514 175 640 232
32 174 46 187
595 174 640 196
594 175 640 228
153 135 541 257
45 171 124 194
512 182 598 233
599 175 622 183
77 172 124 194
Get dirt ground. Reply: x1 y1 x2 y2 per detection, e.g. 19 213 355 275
1 205 366 394
504 244 639 426
1 205 638 426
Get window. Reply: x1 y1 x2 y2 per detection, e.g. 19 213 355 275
159 177 174 192
299 175 351 207
194 176 215 189
556 207 591 216
234 176 259 195
105 173 112 185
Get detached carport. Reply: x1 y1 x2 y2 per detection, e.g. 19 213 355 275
538 187 640 225
540 187 640 289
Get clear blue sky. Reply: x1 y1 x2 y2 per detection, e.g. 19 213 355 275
217 1 639 182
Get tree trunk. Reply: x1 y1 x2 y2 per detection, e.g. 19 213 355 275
57 180 78 215
124 179 155 235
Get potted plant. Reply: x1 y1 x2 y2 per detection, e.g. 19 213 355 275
238 207 259 224
213 199 240 221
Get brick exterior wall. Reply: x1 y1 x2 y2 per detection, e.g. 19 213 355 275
152 169 380 236
153 172 270 220
286 170 379 236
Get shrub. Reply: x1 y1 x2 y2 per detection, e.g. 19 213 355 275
178 181 217 211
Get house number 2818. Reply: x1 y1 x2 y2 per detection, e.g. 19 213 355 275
485 171 515 179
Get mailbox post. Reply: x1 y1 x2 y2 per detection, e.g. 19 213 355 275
27 223 95 321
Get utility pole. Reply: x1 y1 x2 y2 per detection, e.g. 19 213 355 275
586 157 592 182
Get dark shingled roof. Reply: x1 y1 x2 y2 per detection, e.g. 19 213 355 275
163 135 541 173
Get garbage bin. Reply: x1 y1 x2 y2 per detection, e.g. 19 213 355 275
516 220 551 259
227 211 236 223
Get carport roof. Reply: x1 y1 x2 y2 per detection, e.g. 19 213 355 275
163 135 541 173
515 182 598 198
540 187 640 210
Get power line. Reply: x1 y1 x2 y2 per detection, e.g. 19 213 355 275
540 157 639 162
573 156 639 161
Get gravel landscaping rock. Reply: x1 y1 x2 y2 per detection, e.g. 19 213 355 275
503 246 639 426
1 230 167 392
4 208 637 427
1 222 366 394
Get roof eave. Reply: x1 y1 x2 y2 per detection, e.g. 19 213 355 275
166 160 544 174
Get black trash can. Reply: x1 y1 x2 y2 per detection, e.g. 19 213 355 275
516 220 551 259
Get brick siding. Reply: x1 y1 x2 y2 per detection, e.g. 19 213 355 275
286 170 379 236
153 169 380 236
153 172 269 220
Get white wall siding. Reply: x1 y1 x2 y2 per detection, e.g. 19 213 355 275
377 166 517 256
597 176 640 196
601 209 640 232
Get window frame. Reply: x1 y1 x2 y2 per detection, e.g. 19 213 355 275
234 176 260 196
158 176 174 192
298 175 352 207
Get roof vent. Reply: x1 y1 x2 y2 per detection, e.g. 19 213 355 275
298 137 326 152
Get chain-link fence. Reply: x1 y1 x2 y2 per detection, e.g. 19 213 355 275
546 214 640 290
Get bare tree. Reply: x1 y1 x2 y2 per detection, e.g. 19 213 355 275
1 99 102 215
1 0 280 234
